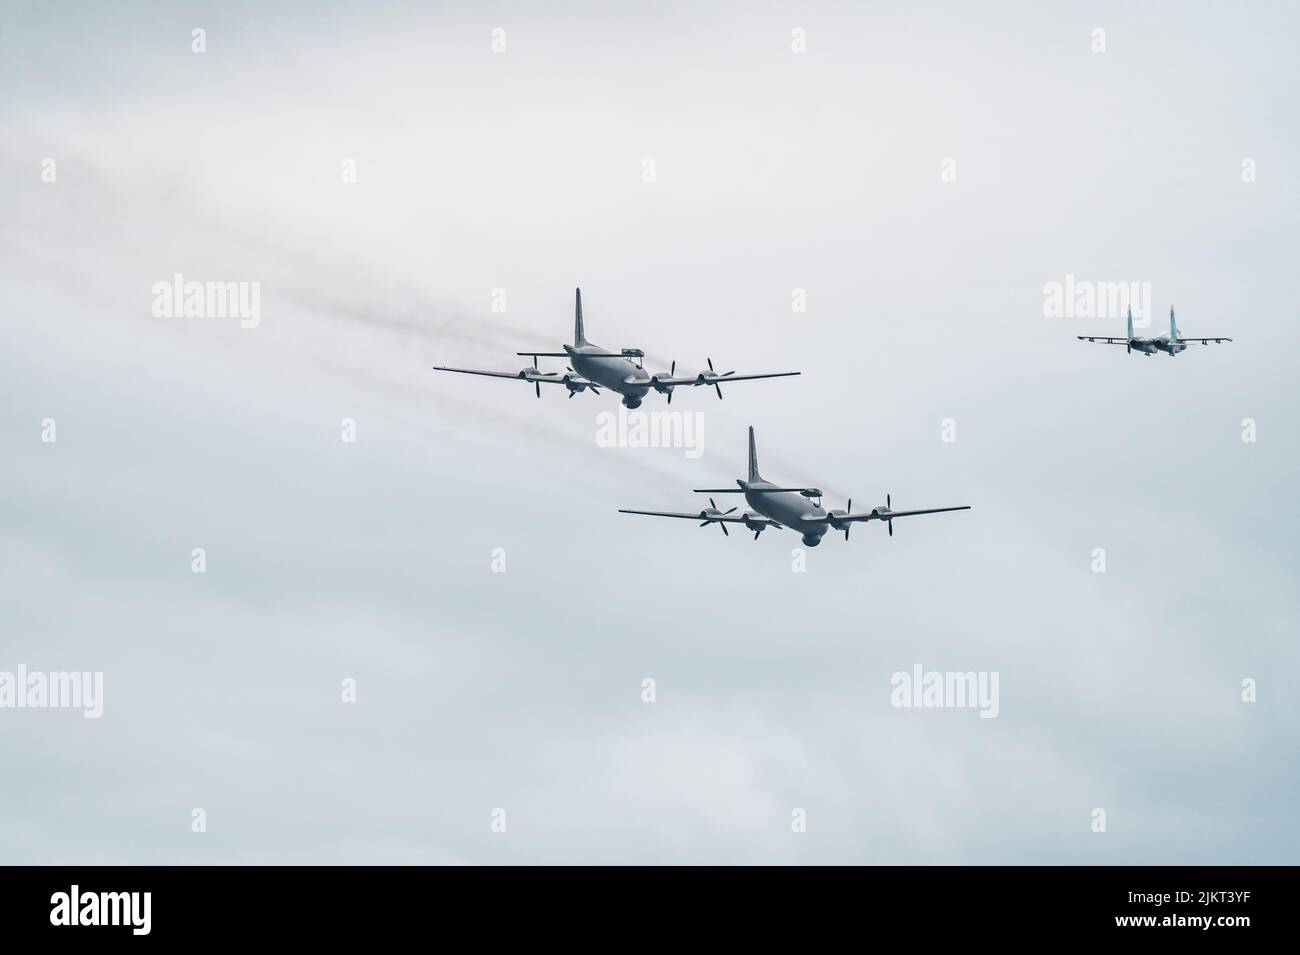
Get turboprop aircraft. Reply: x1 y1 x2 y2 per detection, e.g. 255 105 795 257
433 289 800 408
619 427 971 547
1077 306 1231 356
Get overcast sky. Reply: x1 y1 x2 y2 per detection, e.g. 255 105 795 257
2 0 1297 863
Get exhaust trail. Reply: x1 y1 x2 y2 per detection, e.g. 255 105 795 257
0 143 692 497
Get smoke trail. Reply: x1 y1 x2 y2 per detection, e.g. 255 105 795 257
0 143 692 496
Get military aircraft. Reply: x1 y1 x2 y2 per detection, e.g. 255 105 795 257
433 289 800 408
1078 306 1231 356
619 426 971 547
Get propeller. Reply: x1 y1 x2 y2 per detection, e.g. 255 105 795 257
698 497 737 536
563 367 600 398
534 355 541 398
704 357 735 399
825 498 854 539
886 493 893 537
742 512 768 540
650 361 678 403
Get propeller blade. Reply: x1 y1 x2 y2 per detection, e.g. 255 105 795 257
753 530 761 540
535 382 541 398
567 391 575 399
888 519 894 537
705 357 735 381
698 520 709 528
666 389 672 404
887 493 891 509
723 507 737 515
670 360 676 376
719 523 729 536
710 498 718 509
714 383 723 400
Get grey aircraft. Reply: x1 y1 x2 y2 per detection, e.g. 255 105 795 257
620 426 971 547
433 289 800 408
1078 305 1232 356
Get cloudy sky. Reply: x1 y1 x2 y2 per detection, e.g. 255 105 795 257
1 0 1297 863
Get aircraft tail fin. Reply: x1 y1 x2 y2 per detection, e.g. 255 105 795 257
1170 305 1177 341
748 425 762 481
1126 305 1134 341
574 288 587 346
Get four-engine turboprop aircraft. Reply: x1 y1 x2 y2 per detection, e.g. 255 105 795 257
436 287 1228 549
433 289 800 408
1078 306 1232 356
619 427 971 547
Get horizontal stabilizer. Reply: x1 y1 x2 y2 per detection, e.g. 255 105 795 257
692 487 818 495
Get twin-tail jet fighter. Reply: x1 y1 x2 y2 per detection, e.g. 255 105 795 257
1078 306 1232 356
434 289 800 408
619 427 971 547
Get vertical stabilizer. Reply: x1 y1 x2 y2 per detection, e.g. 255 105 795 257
1170 305 1178 341
574 288 587 346
1126 305 1134 341
748 426 762 481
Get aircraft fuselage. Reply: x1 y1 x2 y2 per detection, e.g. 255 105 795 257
565 344 651 407
742 479 829 547
1130 335 1186 356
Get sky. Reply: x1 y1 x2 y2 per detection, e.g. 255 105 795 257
1 0 1297 864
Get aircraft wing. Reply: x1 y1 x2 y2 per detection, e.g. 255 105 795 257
699 371 801 384
433 365 602 391
642 371 802 388
618 508 781 536
801 505 971 524
434 365 535 381
1178 336 1233 344
1076 337 1129 344
618 508 751 523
